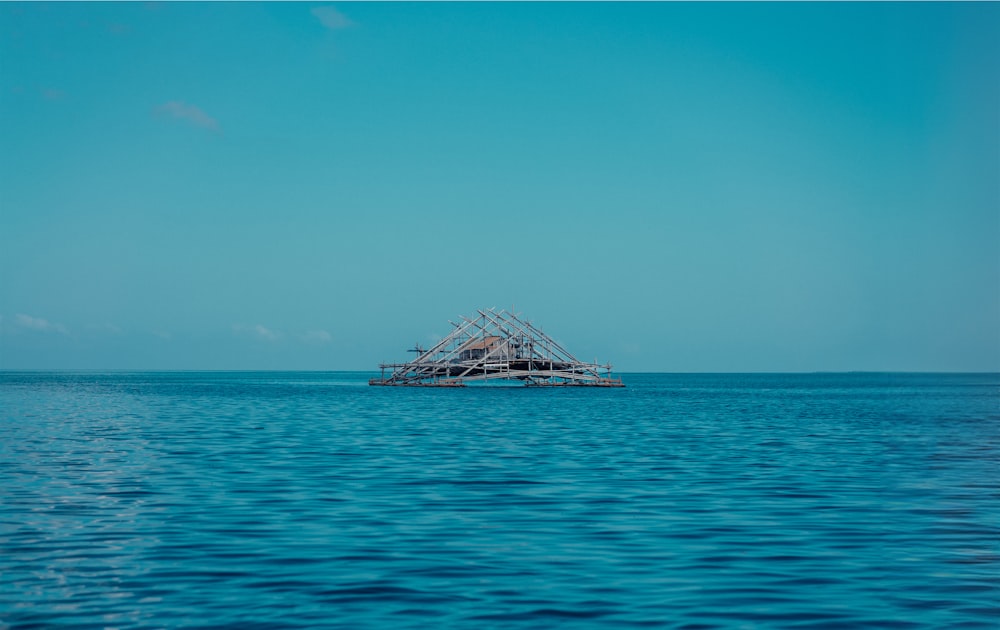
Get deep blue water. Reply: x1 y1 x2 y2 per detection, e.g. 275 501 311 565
1 372 998 629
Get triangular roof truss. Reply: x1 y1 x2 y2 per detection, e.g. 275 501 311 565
370 308 624 387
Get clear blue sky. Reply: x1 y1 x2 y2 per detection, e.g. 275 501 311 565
1 2 998 372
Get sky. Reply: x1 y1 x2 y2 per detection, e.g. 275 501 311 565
1 2 998 372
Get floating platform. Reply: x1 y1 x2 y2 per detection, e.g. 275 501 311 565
370 308 624 387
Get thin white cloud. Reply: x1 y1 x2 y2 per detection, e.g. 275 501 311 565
312 6 353 30
233 323 282 342
302 329 332 344
254 324 279 341
14 313 69 335
155 101 220 133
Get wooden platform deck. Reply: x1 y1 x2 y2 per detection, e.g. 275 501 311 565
370 308 625 388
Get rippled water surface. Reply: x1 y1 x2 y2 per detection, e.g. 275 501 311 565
2 372 998 628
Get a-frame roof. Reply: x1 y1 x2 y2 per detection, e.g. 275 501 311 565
370 308 624 387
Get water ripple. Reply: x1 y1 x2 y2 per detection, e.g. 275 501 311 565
1 371 998 628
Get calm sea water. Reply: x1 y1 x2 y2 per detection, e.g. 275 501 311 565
1 372 998 629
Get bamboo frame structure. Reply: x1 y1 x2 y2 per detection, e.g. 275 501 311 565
370 308 624 387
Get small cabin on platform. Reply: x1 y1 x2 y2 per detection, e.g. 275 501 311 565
458 336 503 361
370 308 624 388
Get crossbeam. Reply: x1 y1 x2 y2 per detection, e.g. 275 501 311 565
369 308 624 387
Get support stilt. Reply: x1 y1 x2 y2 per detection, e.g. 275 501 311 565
369 308 624 387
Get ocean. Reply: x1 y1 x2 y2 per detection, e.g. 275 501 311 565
1 371 998 629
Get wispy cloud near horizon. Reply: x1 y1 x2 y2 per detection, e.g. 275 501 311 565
14 313 69 335
155 101 220 133
302 329 332 344
233 323 282 342
311 6 353 30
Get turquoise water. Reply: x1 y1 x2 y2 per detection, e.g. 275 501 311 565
2 372 998 628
